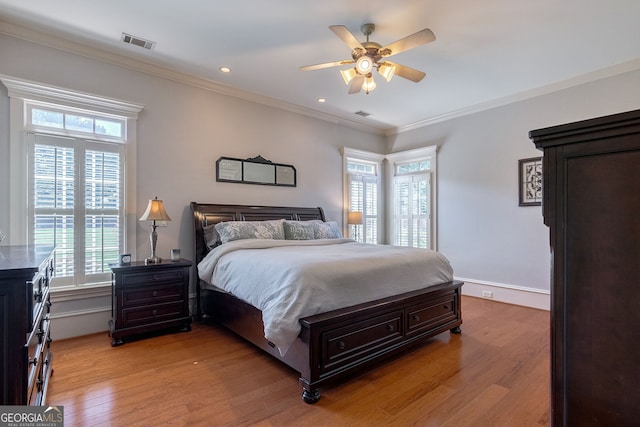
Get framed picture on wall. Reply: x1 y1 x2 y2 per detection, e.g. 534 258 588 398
519 157 542 206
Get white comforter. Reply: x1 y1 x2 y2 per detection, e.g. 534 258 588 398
198 239 454 356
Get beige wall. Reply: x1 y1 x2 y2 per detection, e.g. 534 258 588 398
0 33 386 262
388 68 640 293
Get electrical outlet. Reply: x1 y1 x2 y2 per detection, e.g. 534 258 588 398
482 290 493 299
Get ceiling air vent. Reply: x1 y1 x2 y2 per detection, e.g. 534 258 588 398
121 33 156 50
354 111 371 117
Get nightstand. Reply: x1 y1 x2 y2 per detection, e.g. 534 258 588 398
108 259 192 346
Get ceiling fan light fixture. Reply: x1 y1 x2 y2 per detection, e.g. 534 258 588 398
378 63 396 82
355 56 374 75
340 67 358 85
362 75 376 94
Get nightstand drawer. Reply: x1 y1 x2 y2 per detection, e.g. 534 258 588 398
121 283 184 307
120 269 186 287
122 302 185 327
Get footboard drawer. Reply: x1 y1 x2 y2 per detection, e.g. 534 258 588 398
321 310 404 370
406 292 459 337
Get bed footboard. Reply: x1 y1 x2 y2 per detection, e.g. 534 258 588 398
298 280 463 403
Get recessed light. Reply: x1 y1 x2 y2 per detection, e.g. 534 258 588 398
219 66 231 73
317 98 326 103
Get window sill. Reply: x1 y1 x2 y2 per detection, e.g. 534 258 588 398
50 282 111 302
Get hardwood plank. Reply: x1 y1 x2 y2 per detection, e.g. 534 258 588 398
48 296 550 426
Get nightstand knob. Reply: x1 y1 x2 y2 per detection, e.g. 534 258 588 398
152 290 158 297
386 324 395 332
152 309 157 316
152 274 160 281
412 314 420 322
337 341 346 350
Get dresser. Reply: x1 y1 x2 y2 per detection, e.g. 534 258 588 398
109 259 192 346
0 245 55 405
530 109 640 425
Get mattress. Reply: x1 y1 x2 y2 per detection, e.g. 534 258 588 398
198 238 454 356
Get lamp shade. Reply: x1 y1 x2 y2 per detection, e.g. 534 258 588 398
362 75 377 94
347 211 363 225
139 197 172 222
378 62 396 82
340 67 358 85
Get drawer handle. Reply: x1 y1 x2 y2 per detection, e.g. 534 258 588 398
386 324 395 332
152 274 160 281
31 356 38 366
152 290 158 297
412 314 420 322
443 304 449 310
337 341 346 350
152 309 158 316
34 290 43 302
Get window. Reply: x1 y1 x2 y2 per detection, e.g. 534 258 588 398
342 148 384 244
386 146 438 249
393 174 431 248
29 133 124 286
1 76 142 292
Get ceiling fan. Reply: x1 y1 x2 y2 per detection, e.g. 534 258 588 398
300 23 435 94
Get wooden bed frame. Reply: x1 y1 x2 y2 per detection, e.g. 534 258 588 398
191 202 463 403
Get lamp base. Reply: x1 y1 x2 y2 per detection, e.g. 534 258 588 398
145 256 162 265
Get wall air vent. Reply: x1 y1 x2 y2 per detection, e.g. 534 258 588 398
121 33 156 50
354 111 371 117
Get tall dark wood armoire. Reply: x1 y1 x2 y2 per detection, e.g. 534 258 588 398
530 109 640 425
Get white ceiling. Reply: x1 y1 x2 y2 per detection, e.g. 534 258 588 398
1 0 639 133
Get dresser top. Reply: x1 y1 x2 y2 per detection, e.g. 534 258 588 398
0 245 55 275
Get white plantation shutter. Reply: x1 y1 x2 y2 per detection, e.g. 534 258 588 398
348 173 379 243
393 173 430 248
29 133 124 286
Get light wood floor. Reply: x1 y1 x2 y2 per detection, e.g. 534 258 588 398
48 296 550 426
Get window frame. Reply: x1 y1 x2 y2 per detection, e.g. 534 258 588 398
342 147 385 244
1 76 142 295
386 145 438 250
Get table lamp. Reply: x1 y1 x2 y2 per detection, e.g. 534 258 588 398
139 196 171 264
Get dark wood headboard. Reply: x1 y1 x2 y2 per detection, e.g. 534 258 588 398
190 202 326 265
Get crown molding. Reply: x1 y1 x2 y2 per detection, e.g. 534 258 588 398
389 58 640 136
0 74 144 118
0 19 385 136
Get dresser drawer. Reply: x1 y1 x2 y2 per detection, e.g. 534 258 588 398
406 293 458 337
120 269 186 287
26 308 50 404
121 283 184 308
321 310 404 370
121 302 185 328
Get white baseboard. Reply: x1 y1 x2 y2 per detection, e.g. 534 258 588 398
457 277 550 311
50 307 111 340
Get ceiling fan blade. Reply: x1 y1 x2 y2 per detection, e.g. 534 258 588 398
390 62 427 82
348 75 365 94
330 25 365 52
299 60 354 71
380 28 435 57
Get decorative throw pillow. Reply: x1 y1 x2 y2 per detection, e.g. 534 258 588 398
283 221 316 240
203 224 220 249
314 221 343 239
215 219 285 243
